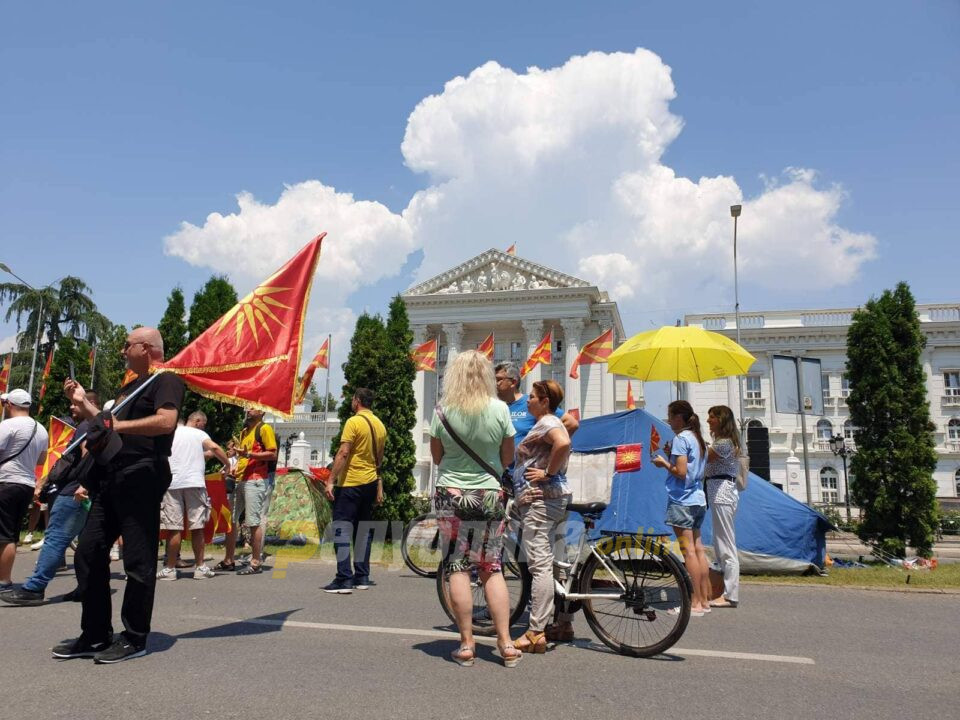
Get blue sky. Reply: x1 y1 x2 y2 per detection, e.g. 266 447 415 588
2 2 958 413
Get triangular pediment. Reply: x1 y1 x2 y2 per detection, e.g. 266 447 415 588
405 249 591 297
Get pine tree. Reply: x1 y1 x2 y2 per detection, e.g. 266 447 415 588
846 282 939 557
183 276 244 445
35 336 91 422
158 286 189 358
93 324 129 402
377 295 418 523
330 313 387 455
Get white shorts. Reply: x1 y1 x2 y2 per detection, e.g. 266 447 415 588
161 487 211 531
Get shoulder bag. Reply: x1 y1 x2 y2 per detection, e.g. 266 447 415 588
736 447 750 491
435 406 511 496
357 413 385 505
0 419 39 469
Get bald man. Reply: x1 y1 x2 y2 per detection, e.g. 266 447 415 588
56 326 185 664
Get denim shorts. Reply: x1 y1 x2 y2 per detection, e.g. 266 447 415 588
666 502 706 530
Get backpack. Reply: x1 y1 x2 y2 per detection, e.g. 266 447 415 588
253 422 278 474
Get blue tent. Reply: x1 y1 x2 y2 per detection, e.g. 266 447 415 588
568 409 832 573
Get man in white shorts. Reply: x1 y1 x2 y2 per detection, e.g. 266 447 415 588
158 411 229 580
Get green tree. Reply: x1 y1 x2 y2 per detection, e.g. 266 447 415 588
35 336 94 421
92 324 129 401
157 286 189 358
331 313 388 457
183 276 244 445
308 384 337 414
846 282 939 557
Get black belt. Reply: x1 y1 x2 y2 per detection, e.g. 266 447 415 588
705 475 735 481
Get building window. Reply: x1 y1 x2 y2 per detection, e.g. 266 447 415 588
744 375 763 408
840 375 852 398
820 467 839 504
948 419 960 447
747 419 764 429
438 344 448 364
309 449 319 464
946 371 960 396
493 341 507 363
955 469 960 497
843 419 858 448
510 341 523 361
821 373 831 402
816 420 833 447
550 339 564 362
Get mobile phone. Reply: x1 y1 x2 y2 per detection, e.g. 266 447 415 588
69 361 76 381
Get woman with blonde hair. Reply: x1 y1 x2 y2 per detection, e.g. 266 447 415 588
511 379 572 654
429 350 521 667
705 405 741 608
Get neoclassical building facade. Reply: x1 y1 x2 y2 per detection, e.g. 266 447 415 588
682 304 960 506
404 249 632 494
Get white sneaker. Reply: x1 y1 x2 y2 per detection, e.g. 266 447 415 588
193 565 216 580
69 539 79 551
31 538 45 551
110 544 121 561
22 533 34 545
157 567 178 581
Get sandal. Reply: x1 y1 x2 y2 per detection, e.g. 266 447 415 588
450 646 475 667
214 560 236 571
237 564 262 575
514 630 547 654
496 643 522 668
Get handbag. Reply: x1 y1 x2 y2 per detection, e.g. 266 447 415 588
357 413 385 505
435 406 511 496
736 450 750 491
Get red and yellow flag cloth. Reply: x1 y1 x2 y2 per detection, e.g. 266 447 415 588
0 352 11 394
505 244 517 255
159 473 232 544
615 443 642 473
520 331 551 378
88 346 96 370
411 338 437 372
35 417 76 482
160 233 325 418
569 329 613 379
626 380 636 410
477 333 494 361
649 424 661 458
37 347 54 402
295 337 330 404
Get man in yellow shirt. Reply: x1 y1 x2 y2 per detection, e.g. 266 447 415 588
322 388 386 594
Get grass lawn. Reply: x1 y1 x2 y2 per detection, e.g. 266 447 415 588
745 562 960 591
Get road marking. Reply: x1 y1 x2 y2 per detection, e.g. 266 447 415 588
185 614 815 665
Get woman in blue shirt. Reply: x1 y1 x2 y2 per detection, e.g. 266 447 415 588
652 400 710 616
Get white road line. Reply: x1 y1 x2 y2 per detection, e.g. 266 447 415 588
184 614 815 665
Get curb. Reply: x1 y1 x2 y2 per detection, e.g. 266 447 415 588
741 579 960 595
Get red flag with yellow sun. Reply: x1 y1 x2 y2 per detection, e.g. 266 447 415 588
295 336 330 404
161 233 324 417
0 352 11 394
477 333 494 361
35 417 76 482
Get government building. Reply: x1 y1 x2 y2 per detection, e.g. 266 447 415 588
682 304 960 508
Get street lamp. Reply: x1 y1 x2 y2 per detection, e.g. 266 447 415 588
829 433 852 524
730 205 745 440
0 263 45 399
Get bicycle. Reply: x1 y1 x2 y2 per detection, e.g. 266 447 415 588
437 500 693 657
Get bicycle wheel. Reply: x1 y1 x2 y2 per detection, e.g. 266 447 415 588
579 535 691 657
401 513 442 578
436 542 530 636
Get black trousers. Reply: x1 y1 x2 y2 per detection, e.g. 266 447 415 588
331 481 378 582
75 458 170 646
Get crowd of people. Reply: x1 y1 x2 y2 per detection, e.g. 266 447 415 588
0 325 743 666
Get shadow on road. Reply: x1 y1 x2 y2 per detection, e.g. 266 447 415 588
177 609 302 640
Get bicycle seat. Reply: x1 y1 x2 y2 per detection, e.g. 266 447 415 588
567 501 608 517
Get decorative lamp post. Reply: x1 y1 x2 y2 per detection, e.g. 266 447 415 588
829 433 852 524
0 263 45 398
730 205 746 441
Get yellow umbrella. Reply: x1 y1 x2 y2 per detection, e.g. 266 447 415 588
607 326 755 383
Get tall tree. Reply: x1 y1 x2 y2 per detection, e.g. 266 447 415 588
183 276 244 445
157 286 189 358
377 295 418 523
331 314 388 458
846 282 939 557
92 324 129 401
35 336 92 422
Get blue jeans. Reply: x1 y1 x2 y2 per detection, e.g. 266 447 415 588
23 494 88 593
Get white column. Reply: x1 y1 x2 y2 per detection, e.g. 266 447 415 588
411 324 429 428
442 322 464 368
521 318 545 391
560 318 584 417
598 319 615 416
411 324 433 495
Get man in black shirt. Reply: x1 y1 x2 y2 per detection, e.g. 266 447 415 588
54 326 184 663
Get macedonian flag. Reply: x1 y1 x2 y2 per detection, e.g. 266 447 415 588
477 333 494 361
615 443 642 473
569 329 613 379
161 233 325 417
520 331 551 378
37 347 54 402
35 417 76 482
295 336 330 404
0 352 11 394
411 338 437 372
626 380 636 410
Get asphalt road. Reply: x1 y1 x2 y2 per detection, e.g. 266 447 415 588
2 547 957 720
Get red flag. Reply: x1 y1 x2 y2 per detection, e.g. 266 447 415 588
520 331 552 378
505 244 516 255
477 333 494 361
204 473 233 543
37 347 54 409
120 369 139 387
88 346 96 370
626 380 636 410
0 352 11 394
411 338 437 372
569 329 613 379
650 425 661 458
615 444 643 473
295 337 330 404
568 408 580 421
35 417 75 482
161 234 325 417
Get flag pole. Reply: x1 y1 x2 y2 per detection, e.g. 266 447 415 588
89 344 97 388
320 333 331 465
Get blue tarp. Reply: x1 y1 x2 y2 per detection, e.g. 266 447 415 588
570 409 832 570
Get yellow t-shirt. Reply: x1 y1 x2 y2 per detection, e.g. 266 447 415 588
339 409 387 487
236 421 277 480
